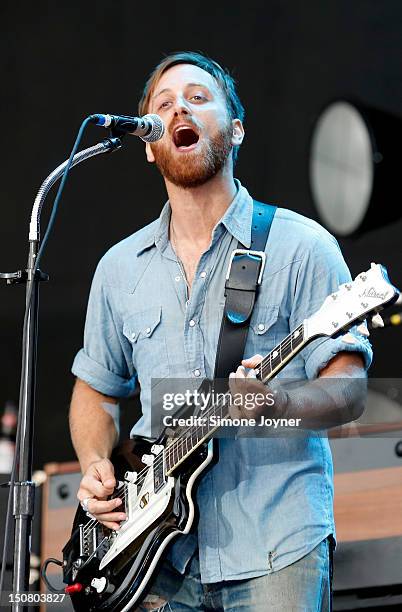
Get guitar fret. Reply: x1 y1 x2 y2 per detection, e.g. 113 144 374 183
154 267 400 478
281 340 292 359
167 324 308 472
258 324 305 382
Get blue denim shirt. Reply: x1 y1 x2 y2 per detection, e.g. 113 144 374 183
72 180 372 583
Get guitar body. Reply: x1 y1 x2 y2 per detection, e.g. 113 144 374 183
63 435 215 611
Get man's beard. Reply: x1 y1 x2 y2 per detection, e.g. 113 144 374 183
150 122 233 189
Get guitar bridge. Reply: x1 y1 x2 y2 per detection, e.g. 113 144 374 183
78 523 109 560
79 524 90 557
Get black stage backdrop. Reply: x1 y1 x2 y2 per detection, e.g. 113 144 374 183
0 0 401 468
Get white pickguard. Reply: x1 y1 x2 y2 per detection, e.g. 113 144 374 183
119 440 214 612
99 467 175 570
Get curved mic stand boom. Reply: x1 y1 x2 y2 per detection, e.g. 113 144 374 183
0 136 122 610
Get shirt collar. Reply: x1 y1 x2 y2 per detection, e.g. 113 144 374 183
136 178 253 256
217 179 252 248
135 203 171 256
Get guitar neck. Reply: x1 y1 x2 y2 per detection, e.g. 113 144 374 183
255 322 305 383
165 322 307 474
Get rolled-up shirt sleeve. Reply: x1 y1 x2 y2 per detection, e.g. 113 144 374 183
290 233 373 379
72 257 137 397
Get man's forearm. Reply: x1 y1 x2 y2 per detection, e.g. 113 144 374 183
69 378 120 473
280 353 367 429
280 374 367 429
235 351 367 430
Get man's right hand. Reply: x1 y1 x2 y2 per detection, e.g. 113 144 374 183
77 458 127 531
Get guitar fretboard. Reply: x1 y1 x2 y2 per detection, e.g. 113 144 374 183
164 323 306 474
256 323 305 382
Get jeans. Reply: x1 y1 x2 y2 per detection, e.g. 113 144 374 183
137 537 333 612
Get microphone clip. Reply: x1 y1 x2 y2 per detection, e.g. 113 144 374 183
0 269 49 286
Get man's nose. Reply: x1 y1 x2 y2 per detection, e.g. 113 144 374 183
173 96 191 117
174 107 189 117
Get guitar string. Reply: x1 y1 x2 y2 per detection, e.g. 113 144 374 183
109 324 304 499
81 326 305 537
82 326 305 537
159 324 305 470
82 329 305 539
155 325 307 489
82 346 306 541
81 296 371 539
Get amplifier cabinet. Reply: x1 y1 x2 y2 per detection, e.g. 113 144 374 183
41 462 81 612
331 428 402 609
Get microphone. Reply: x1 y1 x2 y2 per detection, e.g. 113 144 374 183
89 113 164 142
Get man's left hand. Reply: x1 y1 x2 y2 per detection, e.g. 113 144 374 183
228 354 288 420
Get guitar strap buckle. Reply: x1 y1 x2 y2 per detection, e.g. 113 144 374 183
226 249 267 286
213 200 277 381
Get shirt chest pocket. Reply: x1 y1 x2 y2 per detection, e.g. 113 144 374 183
123 306 169 381
246 304 285 358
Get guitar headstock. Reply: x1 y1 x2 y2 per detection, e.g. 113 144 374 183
304 263 400 341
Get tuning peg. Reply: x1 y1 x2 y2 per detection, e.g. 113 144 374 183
356 324 370 337
371 313 384 328
341 333 358 345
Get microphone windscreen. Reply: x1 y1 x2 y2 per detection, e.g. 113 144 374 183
141 114 165 143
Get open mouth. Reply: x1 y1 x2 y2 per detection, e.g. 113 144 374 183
172 125 200 150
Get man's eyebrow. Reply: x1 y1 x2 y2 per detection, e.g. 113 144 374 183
152 82 212 100
152 87 171 100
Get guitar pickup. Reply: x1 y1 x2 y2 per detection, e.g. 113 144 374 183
79 524 89 558
78 523 104 559
153 449 166 494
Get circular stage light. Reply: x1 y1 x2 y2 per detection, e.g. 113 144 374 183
309 100 402 236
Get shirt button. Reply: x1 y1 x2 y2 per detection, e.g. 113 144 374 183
258 323 265 331
145 327 151 334
194 369 201 377
200 271 207 278
189 319 196 327
175 275 181 282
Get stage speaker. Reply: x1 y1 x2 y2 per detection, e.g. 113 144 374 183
331 386 402 609
40 461 81 612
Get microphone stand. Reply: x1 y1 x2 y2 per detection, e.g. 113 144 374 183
0 136 122 610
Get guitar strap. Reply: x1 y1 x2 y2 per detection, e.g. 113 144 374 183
213 199 277 382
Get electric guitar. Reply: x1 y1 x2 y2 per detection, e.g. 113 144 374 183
58 263 399 611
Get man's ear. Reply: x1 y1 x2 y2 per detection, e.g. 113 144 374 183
145 142 155 163
231 119 245 147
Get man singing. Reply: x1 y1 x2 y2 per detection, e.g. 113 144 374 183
70 51 372 610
